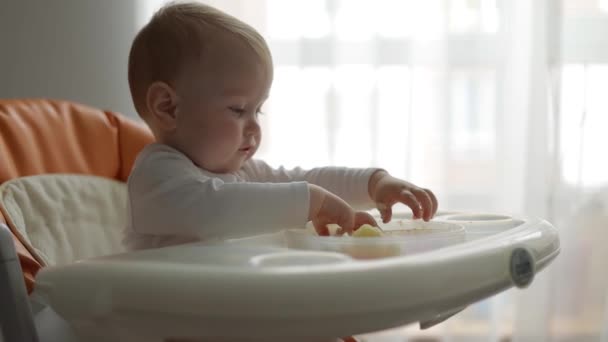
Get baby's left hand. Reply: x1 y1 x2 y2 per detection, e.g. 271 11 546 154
368 170 438 223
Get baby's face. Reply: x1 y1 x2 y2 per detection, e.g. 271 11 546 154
172 39 271 173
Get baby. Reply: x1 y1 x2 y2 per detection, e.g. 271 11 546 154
124 2 438 251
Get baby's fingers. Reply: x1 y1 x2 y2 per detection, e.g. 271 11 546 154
397 190 424 220
410 187 435 221
376 202 392 223
328 212 381 236
314 216 356 236
312 218 331 236
354 211 379 230
425 188 439 217
336 214 356 235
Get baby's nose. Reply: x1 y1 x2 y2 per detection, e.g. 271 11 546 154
245 119 261 135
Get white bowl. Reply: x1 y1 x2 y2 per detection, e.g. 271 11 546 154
286 220 465 259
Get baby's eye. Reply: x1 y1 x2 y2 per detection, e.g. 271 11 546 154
228 107 246 117
255 108 265 116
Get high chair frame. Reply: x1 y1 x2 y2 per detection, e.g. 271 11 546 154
0 222 38 342
0 98 153 341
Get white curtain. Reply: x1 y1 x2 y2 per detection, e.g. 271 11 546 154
139 0 608 340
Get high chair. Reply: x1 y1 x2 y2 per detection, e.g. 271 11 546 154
0 98 153 341
0 99 560 342
0 99 360 342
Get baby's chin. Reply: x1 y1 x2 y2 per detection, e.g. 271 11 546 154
234 155 254 170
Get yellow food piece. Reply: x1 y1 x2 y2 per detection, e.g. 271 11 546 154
352 224 384 237
344 224 401 259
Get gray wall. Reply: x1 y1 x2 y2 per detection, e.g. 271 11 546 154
0 1 140 117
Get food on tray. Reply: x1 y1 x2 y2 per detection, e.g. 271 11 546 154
343 224 399 259
352 224 384 237
296 220 463 259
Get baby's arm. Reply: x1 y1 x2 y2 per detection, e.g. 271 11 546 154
242 160 438 223
132 175 375 239
130 146 378 241
128 146 314 241
131 175 312 240
241 160 378 210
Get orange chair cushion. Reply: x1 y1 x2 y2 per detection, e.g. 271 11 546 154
0 99 153 292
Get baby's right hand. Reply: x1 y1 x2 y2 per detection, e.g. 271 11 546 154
308 184 378 236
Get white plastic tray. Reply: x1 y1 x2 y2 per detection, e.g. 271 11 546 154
33 212 560 341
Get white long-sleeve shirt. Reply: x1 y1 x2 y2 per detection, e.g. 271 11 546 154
123 143 379 250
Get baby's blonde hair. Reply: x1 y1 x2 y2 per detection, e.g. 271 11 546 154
128 1 273 118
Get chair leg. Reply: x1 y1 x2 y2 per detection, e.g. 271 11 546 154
0 223 39 342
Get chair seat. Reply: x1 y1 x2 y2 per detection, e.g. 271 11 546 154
0 98 153 292
0 174 128 267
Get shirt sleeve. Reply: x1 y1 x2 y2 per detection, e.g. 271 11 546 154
240 159 380 210
128 146 309 240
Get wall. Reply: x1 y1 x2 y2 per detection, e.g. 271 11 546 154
0 0 139 117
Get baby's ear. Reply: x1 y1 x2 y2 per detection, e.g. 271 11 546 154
146 81 178 130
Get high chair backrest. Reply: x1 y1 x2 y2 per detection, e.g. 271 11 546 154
0 99 153 292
